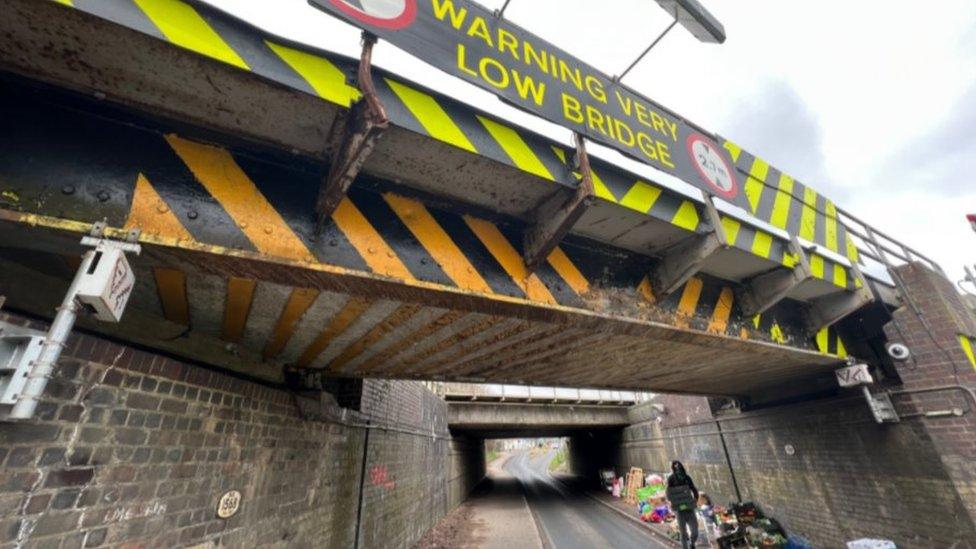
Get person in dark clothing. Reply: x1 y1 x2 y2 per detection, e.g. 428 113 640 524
666 461 700 549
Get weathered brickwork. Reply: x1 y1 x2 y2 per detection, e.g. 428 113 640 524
0 312 483 549
883 264 976 533
618 264 976 548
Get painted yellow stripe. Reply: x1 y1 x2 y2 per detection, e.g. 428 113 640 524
134 0 248 70
54 0 73 5
477 116 554 181
383 193 490 293
958 335 976 371
331 303 422 371
751 231 773 259
721 216 742 246
547 247 589 295
222 277 256 343
833 264 848 289
671 201 700 231
824 199 839 252
124 174 194 242
154 268 189 326
816 327 832 353
165 135 314 262
589 170 616 202
744 157 769 214
675 277 703 328
770 173 794 229
267 41 359 107
836 336 847 358
770 322 787 344
845 234 860 263
331 198 416 281
810 254 825 280
637 276 656 304
620 181 661 213
799 186 818 242
723 141 742 163
463 216 557 305
298 297 372 367
782 251 799 269
386 79 475 153
707 287 734 335
264 288 319 358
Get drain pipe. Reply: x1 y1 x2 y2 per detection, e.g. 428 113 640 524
715 420 743 503
8 250 96 420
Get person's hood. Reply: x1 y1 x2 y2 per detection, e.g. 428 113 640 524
671 460 687 477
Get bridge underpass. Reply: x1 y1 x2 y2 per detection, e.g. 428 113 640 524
0 2 974 549
437 384 651 549
0 0 907 404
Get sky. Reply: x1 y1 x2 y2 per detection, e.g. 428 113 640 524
204 0 976 288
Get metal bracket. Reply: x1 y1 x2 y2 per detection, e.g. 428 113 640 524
315 32 389 233
805 260 874 335
651 191 727 298
523 133 595 271
738 236 813 316
862 386 900 424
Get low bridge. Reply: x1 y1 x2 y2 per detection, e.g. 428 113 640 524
0 0 937 405
442 383 636 437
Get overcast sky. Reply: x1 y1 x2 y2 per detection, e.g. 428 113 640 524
205 0 976 288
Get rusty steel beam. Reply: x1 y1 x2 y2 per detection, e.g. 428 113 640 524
523 133 596 271
739 236 813 317
651 191 728 298
315 33 389 232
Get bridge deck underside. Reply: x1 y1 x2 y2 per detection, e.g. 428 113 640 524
0 220 837 397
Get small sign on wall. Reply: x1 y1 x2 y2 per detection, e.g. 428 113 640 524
216 490 241 519
835 363 873 388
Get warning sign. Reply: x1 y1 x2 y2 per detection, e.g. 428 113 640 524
327 0 417 30
309 0 750 211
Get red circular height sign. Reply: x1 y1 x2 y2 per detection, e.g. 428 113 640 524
686 133 739 200
328 0 417 30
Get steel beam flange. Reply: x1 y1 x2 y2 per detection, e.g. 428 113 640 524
650 191 728 298
804 260 874 335
315 32 389 233
523 133 596 271
738 236 813 317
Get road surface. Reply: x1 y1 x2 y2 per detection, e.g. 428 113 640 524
506 450 670 549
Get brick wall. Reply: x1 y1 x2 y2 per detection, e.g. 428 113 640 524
617 264 976 548
0 312 483 548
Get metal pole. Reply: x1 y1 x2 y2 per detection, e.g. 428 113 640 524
495 0 512 18
616 17 679 81
9 249 95 419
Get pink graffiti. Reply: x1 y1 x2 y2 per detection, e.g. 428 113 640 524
369 465 396 490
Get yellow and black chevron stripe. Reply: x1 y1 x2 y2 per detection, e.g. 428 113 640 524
50 0 858 291
814 325 848 358
723 140 860 265
0 83 830 353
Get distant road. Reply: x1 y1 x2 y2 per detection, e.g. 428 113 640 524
506 450 670 549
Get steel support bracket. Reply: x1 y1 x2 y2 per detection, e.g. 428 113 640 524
523 133 595 271
651 191 727 297
805 260 874 335
315 32 389 232
738 236 813 316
